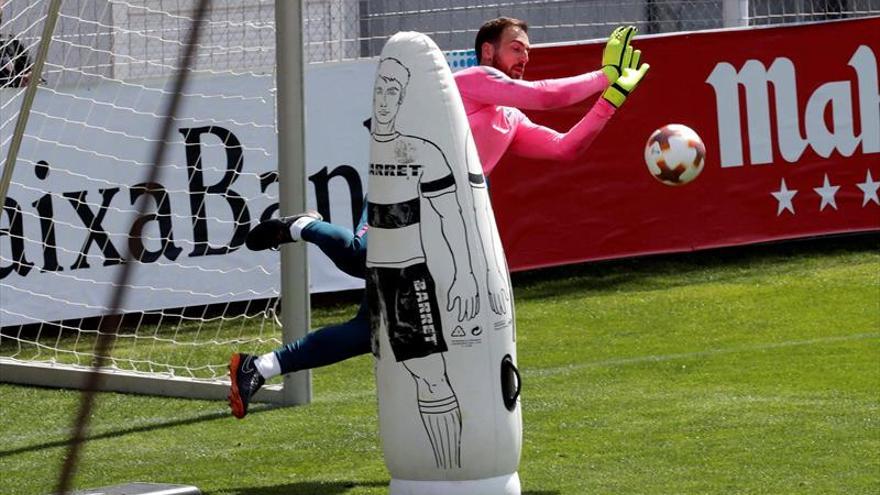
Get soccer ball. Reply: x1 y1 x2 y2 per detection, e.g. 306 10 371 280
644 124 706 186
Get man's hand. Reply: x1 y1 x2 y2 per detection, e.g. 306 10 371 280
486 271 510 316
602 46 649 108
601 25 637 83
447 273 479 322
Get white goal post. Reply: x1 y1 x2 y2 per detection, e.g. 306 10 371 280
0 0 316 404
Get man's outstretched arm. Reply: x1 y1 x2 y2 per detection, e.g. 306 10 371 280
507 50 650 162
455 65 608 111
507 99 616 161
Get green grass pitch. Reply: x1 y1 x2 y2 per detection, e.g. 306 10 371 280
1 235 878 494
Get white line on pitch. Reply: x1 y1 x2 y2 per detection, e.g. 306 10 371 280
527 332 880 378
312 332 879 404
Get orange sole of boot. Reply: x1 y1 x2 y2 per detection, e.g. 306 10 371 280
228 353 245 419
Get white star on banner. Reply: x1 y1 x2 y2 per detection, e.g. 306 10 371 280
814 174 840 211
771 178 797 216
856 170 880 207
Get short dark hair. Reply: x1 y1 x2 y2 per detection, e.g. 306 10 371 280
474 17 528 63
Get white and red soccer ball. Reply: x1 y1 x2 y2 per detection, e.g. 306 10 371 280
644 124 705 186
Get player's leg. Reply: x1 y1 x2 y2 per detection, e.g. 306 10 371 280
246 203 368 279
228 296 371 419
244 210 323 251
270 298 371 374
301 213 368 279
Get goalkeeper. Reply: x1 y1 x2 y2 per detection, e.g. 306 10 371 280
229 17 649 418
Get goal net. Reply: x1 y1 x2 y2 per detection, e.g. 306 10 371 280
0 0 314 401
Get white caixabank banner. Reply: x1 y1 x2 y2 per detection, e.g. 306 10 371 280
0 60 377 326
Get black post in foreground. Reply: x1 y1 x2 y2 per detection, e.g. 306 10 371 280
55 1 212 493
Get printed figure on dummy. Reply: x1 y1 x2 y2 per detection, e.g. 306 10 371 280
366 55 477 470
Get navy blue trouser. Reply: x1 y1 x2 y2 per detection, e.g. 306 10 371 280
273 207 372 374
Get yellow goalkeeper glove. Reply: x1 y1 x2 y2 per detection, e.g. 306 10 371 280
601 25 637 82
602 46 649 108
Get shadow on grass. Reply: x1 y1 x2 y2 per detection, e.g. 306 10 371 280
228 481 385 495
229 481 557 495
0 402 277 459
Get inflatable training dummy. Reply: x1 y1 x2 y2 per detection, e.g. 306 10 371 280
366 31 522 495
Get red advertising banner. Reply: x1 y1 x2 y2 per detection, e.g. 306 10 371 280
490 18 880 271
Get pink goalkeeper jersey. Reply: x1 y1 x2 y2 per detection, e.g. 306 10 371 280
453 65 616 177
